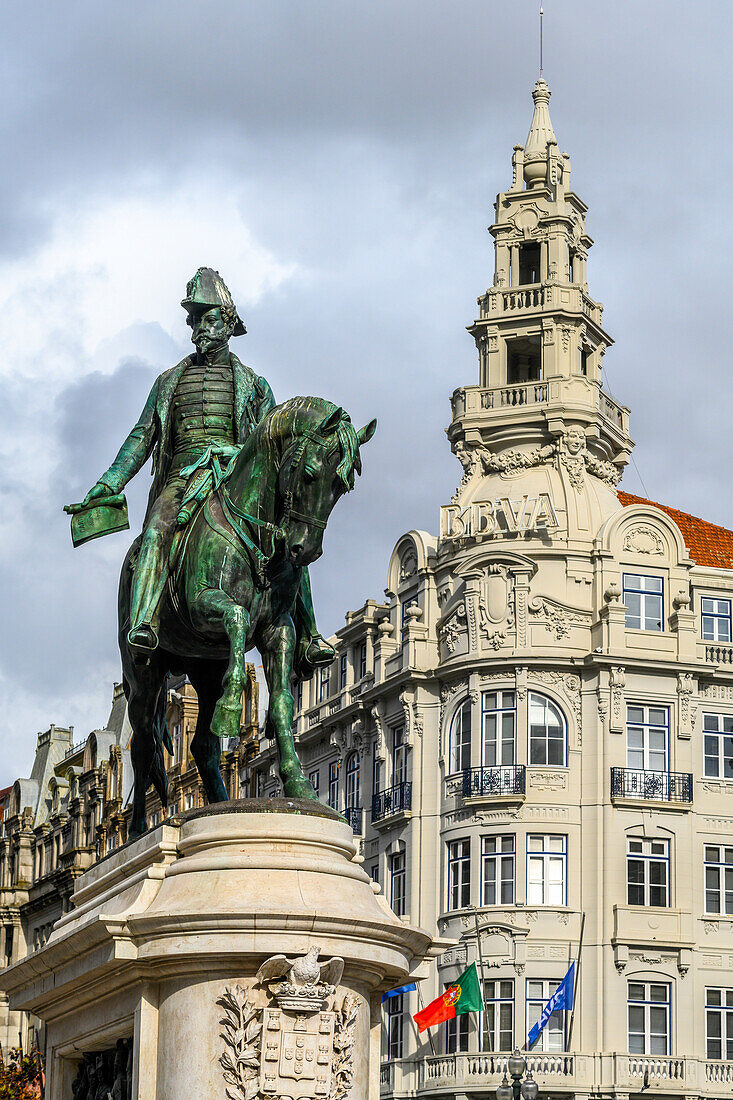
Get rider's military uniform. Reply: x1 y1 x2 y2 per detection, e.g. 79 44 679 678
93 268 332 668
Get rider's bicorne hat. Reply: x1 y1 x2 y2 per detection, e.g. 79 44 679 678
181 267 247 336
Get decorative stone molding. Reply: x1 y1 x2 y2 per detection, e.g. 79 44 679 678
370 703 386 761
623 525 665 556
217 950 356 1100
677 672 696 739
439 679 466 727
438 602 467 654
610 666 626 734
528 770 568 791
399 548 417 582
700 683 733 701
399 686 423 743
478 565 514 649
528 595 588 639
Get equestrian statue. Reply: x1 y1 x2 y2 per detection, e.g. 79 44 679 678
65 268 376 838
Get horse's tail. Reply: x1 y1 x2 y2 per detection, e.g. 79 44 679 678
149 684 173 808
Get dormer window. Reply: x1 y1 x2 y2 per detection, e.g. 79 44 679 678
518 242 541 285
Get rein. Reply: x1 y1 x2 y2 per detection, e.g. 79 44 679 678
211 425 334 582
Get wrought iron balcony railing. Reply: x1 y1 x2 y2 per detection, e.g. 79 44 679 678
462 765 526 798
341 805 363 835
611 767 693 804
372 781 412 823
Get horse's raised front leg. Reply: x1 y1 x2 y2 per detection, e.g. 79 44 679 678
190 589 250 743
260 615 318 801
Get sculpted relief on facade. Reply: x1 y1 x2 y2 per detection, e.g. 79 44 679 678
218 950 357 1100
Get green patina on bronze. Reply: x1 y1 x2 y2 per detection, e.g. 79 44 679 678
66 268 376 839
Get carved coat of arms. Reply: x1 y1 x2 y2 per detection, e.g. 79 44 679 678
218 948 358 1100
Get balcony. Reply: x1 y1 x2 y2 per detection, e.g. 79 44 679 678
381 1053 733 1096
450 379 631 439
372 781 412 824
462 765 526 800
705 644 733 665
341 805 363 836
611 767 693 805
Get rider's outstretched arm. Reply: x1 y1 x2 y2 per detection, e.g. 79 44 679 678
99 378 160 494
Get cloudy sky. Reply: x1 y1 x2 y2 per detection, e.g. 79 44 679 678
0 0 730 786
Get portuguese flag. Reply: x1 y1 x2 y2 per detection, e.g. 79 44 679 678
413 963 483 1032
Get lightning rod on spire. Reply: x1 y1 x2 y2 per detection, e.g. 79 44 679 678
539 2 544 76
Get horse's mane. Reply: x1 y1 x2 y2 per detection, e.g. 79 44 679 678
263 396 362 491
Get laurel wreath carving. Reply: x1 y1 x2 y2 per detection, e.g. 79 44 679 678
330 994 359 1100
217 985 262 1100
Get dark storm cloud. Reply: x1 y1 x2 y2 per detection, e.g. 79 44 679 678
0 0 731 784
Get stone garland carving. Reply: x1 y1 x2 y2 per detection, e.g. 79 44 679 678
450 430 621 505
370 702 386 761
218 987 263 1100
609 666 626 733
439 602 467 654
527 595 588 640
218 950 355 1100
399 687 423 742
596 687 608 733
439 680 466 728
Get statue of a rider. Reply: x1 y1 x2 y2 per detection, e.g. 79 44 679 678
80 267 335 674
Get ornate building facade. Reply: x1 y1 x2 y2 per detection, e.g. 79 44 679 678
248 78 733 1099
0 669 259 1053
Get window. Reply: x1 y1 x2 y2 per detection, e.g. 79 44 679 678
370 862 379 886
172 721 182 764
318 666 330 703
345 752 361 809
701 597 732 643
705 845 733 915
627 838 670 906
518 242 541 285
106 834 115 854
390 851 406 917
527 835 566 906
703 713 733 779
450 701 472 774
308 769 320 797
150 811 159 828
507 336 542 384
296 681 303 710
4 925 14 967
358 642 367 680
372 752 383 795
328 761 340 809
484 980 514 1051
482 835 515 905
706 988 733 1060
527 979 565 1051
446 1006 470 1053
482 691 516 766
529 693 566 766
392 727 408 786
623 574 663 631
339 654 348 690
627 982 670 1055
568 246 576 283
627 706 668 772
386 993 404 1059
447 839 471 910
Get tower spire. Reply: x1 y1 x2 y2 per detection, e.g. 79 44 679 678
539 2 543 76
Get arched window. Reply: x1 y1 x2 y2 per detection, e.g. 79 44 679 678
528 693 567 766
482 690 516 766
345 752 361 809
449 701 472 774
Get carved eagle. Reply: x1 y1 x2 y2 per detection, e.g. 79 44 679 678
256 946 344 988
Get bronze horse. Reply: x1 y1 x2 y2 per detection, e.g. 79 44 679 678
119 396 376 838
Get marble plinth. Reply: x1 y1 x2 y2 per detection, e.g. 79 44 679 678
2 801 438 1100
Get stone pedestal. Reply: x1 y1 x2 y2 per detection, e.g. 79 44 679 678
2 801 436 1100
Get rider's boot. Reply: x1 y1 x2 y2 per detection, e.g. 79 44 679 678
128 535 168 653
292 567 336 678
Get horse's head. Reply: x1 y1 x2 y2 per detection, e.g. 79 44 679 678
272 398 377 566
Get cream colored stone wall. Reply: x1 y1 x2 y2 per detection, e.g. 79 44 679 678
249 78 733 1100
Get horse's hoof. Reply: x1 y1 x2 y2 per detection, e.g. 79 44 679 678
282 775 319 801
212 700 242 741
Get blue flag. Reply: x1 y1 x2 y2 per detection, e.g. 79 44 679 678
527 962 575 1047
381 982 417 1003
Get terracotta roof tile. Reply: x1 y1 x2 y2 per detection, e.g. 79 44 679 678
618 491 733 570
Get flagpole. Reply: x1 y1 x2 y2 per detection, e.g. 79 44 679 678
566 909 585 1052
415 984 438 1057
470 905 489 1051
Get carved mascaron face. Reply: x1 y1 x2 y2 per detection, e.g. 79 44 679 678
564 428 586 455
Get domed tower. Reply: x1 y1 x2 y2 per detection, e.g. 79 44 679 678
444 77 633 555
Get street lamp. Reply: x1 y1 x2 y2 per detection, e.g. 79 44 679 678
495 1049 539 1100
